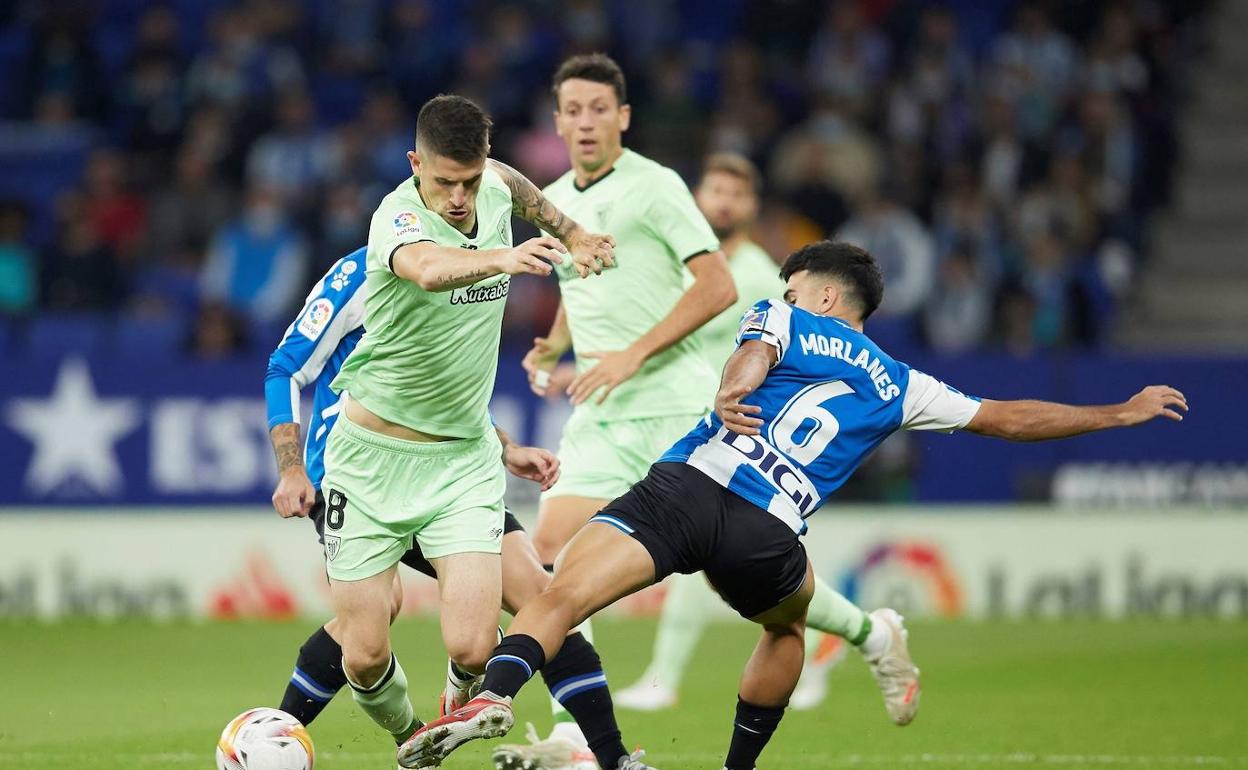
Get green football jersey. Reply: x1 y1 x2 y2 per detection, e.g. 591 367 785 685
696 240 785 369
331 169 514 438
544 150 721 421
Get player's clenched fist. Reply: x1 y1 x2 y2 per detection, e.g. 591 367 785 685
715 384 763 436
272 468 316 518
566 230 616 278
499 236 567 277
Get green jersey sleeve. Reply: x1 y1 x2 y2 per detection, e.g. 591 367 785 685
643 169 720 263
369 190 439 274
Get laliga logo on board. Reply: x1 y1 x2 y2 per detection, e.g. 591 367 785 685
838 541 964 618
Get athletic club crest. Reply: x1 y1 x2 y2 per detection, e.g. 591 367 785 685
324 535 341 561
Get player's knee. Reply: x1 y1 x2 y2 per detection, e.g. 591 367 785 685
538 582 590 628
342 636 391 683
444 628 497 673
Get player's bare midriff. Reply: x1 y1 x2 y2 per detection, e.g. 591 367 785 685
343 394 456 442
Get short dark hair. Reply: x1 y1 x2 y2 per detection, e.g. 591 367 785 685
701 152 761 194
415 95 492 163
780 241 885 320
551 53 627 108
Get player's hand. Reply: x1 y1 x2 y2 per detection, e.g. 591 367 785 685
503 444 561 491
522 336 563 396
1120 385 1188 426
272 470 316 518
499 236 567 277
565 230 616 278
567 348 643 406
716 384 764 435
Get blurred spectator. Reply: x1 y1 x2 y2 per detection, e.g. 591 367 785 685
19 5 110 122
146 147 236 268
318 0 386 74
806 0 892 111
79 149 147 263
314 182 369 271
200 185 306 324
837 188 935 318
41 195 126 311
186 5 305 114
246 90 333 209
923 249 992 353
0 202 37 317
991 2 1079 139
120 6 187 161
638 52 705 176
187 300 250 360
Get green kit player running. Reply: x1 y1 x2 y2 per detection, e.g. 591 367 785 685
614 154 907 719
316 94 623 769
517 53 737 757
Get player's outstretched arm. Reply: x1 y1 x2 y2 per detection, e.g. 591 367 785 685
964 385 1187 442
269 422 316 518
567 251 738 405
714 340 778 435
392 237 568 291
488 158 615 278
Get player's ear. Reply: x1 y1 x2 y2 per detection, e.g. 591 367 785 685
618 103 631 133
407 150 421 176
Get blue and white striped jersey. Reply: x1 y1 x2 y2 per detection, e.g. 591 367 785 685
264 247 367 489
659 298 982 534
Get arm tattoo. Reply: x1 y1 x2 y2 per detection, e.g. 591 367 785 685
490 159 577 240
270 423 304 473
445 267 488 284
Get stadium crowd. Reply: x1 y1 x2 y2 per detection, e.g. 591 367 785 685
0 0 1210 359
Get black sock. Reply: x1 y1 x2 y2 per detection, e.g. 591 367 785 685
724 697 785 770
279 626 347 725
482 634 546 699
541 632 627 770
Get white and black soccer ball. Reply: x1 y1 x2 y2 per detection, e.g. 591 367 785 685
216 708 315 770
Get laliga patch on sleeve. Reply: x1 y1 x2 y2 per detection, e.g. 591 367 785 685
297 298 335 341
393 211 423 237
740 309 766 333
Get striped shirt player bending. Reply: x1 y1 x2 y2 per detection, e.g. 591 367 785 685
406 240 1188 770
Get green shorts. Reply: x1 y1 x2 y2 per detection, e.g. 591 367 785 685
320 413 506 581
542 411 706 502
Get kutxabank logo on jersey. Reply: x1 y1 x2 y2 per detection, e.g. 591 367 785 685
449 276 510 305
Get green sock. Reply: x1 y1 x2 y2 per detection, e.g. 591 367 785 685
550 617 595 724
805 574 872 646
347 654 417 742
649 573 717 691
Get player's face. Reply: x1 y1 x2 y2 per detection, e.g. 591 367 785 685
696 171 757 240
554 79 631 174
784 270 843 317
408 149 487 233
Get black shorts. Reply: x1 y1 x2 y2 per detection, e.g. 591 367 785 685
310 490 525 579
593 462 809 619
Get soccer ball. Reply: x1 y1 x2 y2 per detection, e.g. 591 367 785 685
216 708 314 770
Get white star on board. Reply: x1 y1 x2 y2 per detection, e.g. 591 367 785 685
5 357 142 496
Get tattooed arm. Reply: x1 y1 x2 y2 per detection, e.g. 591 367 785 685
489 159 617 278
390 237 570 291
269 422 316 518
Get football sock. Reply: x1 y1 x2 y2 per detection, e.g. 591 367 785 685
280 625 347 725
724 697 785 770
541 632 627 769
804 574 873 646
483 633 545 699
650 573 716 691
345 653 417 743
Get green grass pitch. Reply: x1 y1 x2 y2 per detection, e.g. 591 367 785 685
1 618 1244 769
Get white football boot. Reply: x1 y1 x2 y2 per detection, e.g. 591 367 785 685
612 671 677 712
863 608 920 725
491 722 597 770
